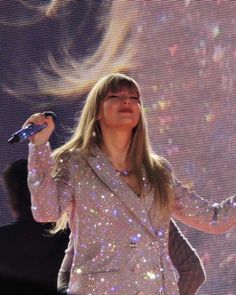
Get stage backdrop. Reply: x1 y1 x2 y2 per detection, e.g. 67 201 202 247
0 1 236 294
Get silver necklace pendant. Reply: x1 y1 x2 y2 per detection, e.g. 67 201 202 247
116 169 132 177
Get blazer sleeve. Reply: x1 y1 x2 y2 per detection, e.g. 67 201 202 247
57 233 73 294
169 219 206 295
172 176 236 234
27 142 73 223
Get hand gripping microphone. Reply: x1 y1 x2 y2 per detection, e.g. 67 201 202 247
8 111 56 144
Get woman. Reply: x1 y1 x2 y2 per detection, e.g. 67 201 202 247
25 73 236 295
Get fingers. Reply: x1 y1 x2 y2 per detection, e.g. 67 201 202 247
22 112 56 146
22 112 50 128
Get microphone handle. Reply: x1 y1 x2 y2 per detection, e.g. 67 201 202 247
8 123 47 144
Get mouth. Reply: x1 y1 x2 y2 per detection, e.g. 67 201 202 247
118 109 133 113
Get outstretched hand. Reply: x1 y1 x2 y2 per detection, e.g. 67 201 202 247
22 112 55 146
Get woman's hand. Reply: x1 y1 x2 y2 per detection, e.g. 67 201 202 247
22 112 55 146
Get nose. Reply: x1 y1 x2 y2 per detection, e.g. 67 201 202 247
121 96 131 104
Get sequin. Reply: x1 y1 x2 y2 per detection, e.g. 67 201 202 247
28 142 236 295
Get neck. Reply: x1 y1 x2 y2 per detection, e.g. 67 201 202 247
100 128 133 170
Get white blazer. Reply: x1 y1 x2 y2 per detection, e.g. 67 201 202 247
28 142 236 295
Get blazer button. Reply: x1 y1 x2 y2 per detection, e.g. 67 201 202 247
130 242 137 248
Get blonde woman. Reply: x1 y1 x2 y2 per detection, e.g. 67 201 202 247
25 73 236 295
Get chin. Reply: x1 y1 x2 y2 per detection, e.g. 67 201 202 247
117 121 138 129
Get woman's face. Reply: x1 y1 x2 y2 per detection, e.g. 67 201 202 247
97 86 141 131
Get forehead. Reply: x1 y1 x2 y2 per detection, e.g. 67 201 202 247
107 86 139 95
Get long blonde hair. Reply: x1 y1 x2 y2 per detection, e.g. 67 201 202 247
51 73 173 232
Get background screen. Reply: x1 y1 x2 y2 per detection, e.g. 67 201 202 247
0 1 236 294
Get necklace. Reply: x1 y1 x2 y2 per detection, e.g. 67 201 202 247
115 168 132 177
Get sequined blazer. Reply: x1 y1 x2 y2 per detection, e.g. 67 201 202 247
28 142 236 295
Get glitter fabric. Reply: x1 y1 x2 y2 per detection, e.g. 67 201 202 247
28 142 236 295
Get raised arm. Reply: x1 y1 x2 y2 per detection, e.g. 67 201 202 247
25 112 73 222
173 177 236 234
169 219 206 295
28 142 73 222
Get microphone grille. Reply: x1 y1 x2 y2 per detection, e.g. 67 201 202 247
43 111 56 122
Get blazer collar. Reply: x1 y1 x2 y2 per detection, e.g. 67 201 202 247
86 145 157 238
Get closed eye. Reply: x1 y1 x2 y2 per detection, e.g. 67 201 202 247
130 96 140 101
106 95 140 103
130 96 141 103
106 95 120 100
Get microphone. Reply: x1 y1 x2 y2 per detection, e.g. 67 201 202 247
8 111 56 144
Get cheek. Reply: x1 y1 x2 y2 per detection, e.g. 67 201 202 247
98 102 116 121
104 101 117 115
135 105 141 118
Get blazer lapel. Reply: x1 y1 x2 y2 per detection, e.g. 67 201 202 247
86 146 157 238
